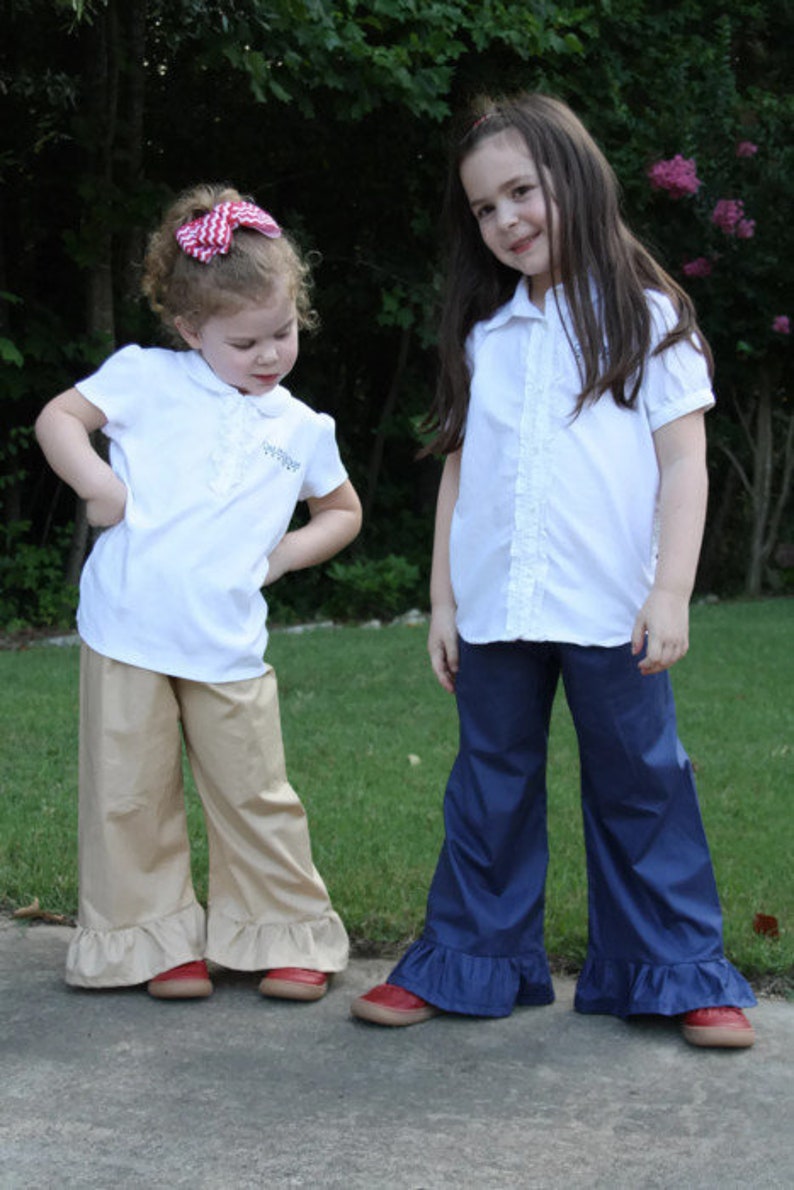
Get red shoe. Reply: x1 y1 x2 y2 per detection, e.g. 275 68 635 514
351 982 440 1027
147 960 213 1000
259 967 329 1001
682 1006 755 1048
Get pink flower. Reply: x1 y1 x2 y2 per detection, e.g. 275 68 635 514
682 257 713 278
647 155 701 198
772 316 790 335
736 218 756 239
736 141 758 158
712 198 747 235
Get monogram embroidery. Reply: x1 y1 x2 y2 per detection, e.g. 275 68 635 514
262 441 300 472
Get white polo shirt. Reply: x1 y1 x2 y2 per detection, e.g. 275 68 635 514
76 345 348 681
450 280 714 647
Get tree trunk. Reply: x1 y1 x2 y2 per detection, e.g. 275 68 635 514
86 0 119 345
738 367 794 597
362 326 412 527
66 1 124 588
745 383 773 596
699 463 739 593
120 0 148 303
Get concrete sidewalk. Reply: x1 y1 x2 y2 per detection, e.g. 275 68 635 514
1 918 792 1189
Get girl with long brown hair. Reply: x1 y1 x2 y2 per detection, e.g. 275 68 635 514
352 94 755 1048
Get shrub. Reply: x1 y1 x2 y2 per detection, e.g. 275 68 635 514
325 553 422 620
0 523 78 630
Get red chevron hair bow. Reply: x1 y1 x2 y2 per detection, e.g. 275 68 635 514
175 201 282 262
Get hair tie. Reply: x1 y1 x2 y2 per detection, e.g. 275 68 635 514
175 200 282 263
470 112 495 133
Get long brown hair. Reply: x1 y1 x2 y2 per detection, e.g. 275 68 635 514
424 93 713 456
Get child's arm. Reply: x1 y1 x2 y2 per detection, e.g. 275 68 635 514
428 448 461 693
35 388 127 527
631 409 709 675
264 479 362 585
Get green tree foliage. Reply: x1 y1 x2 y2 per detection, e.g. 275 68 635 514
1 0 791 628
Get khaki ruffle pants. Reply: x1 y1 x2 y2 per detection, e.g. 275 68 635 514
66 644 348 987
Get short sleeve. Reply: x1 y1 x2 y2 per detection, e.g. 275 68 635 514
298 412 348 501
641 293 715 433
75 345 152 430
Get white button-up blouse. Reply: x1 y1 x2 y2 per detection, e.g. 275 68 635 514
450 280 714 648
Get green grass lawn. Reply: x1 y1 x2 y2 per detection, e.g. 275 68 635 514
1 598 792 989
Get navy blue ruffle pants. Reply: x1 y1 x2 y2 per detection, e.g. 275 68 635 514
389 638 756 1019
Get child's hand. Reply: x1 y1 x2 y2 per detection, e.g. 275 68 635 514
631 588 690 675
428 604 459 693
86 473 127 527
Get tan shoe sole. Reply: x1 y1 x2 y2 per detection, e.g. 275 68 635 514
259 974 328 1001
351 995 440 1027
147 977 213 1000
682 1022 755 1048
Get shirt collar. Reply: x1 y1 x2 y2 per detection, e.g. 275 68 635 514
183 349 290 417
480 277 569 335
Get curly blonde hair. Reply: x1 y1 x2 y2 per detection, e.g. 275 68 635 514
141 183 318 338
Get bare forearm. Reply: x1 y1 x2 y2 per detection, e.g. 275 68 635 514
277 508 360 572
265 479 361 584
653 431 708 600
430 450 461 610
632 410 709 674
35 402 113 500
427 450 461 692
36 391 127 527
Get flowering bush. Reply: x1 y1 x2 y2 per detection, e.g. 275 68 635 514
645 139 786 346
644 106 791 596
712 198 755 238
646 154 701 198
682 257 713 278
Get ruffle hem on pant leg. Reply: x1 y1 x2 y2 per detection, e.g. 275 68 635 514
388 935 555 1017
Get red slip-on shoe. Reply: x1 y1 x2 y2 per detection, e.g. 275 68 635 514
259 967 329 1002
147 960 213 1000
682 1006 755 1048
351 982 440 1027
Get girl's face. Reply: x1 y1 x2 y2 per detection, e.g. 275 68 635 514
176 274 299 396
460 129 560 307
